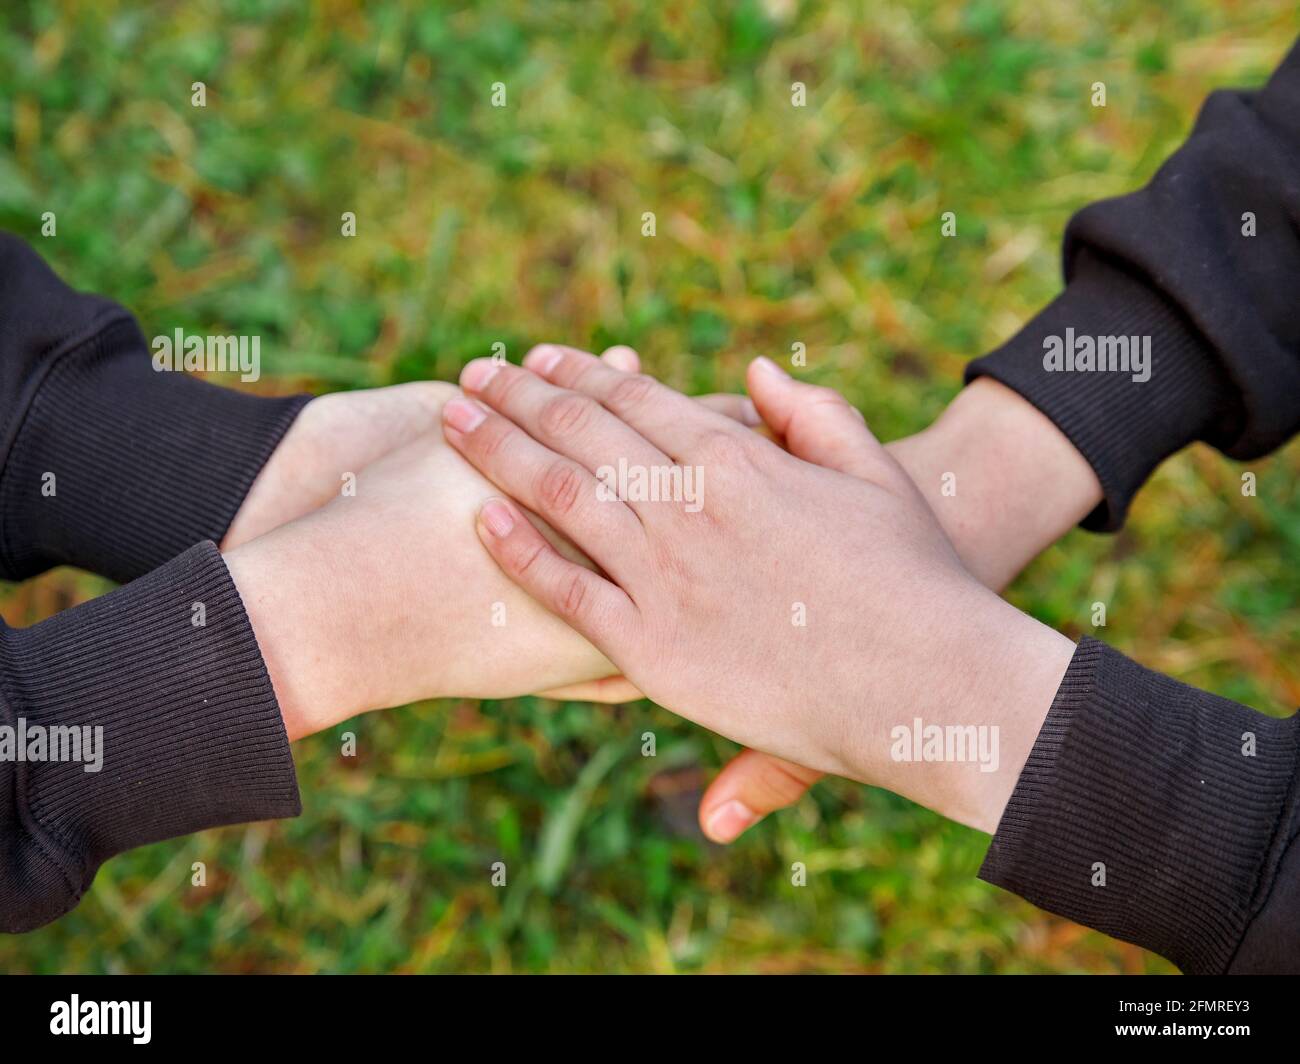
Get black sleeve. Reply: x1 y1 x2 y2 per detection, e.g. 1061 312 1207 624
980 638 1300 974
0 235 308 930
0 541 299 933
965 37 1300 531
0 232 310 584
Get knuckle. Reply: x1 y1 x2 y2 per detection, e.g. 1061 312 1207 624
607 373 658 415
800 389 856 425
567 358 605 390
697 428 758 468
558 571 589 619
488 366 528 405
760 759 819 804
811 387 850 410
512 538 548 578
539 393 596 439
538 459 584 516
651 538 694 594
475 419 514 462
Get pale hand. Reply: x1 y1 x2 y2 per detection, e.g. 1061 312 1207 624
442 347 1078 833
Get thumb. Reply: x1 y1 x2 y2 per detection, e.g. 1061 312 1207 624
698 748 823 843
745 357 880 479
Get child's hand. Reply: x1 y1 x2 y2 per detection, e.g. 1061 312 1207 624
442 347 1078 833
520 353 1102 841
697 374 1104 840
220 352 640 741
225 348 650 550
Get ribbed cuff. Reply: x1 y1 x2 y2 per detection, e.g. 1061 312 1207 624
0 314 310 584
980 637 1300 974
0 541 300 933
964 251 1237 531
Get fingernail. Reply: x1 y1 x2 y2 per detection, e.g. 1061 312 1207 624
479 498 516 538
739 398 761 426
523 344 564 375
460 358 501 392
753 356 789 379
443 397 486 433
601 345 638 372
704 799 759 843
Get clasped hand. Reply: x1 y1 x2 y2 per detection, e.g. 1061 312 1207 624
443 346 1076 834
225 345 1088 841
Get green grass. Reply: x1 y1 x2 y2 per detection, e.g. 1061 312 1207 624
0 0 1295 973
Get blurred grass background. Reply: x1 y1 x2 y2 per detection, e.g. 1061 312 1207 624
0 0 1296 973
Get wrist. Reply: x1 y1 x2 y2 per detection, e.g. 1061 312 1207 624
951 595 1077 833
880 586 1076 834
887 378 1103 590
225 525 370 741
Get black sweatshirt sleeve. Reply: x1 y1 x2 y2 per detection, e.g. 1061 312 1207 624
980 638 1300 973
0 236 308 930
965 37 1300 531
0 232 311 584
964 40 1300 971
0 541 300 933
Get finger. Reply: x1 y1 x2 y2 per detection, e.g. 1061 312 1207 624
745 357 882 479
595 347 766 436
534 676 644 703
521 344 748 461
443 397 643 577
460 357 671 476
475 496 638 656
598 351 761 430
694 393 785 445
601 341 765 436
602 351 757 427
694 392 761 427
599 345 641 373
698 749 824 843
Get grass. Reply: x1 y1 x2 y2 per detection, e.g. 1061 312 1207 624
0 0 1295 973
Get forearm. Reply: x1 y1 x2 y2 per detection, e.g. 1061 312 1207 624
886 377 1102 591
881 360 1300 973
